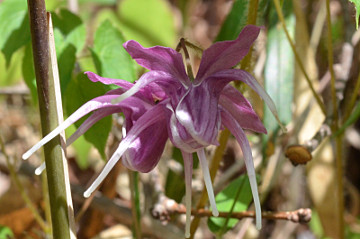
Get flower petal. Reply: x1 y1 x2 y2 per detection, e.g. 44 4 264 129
175 82 225 147
195 25 261 83
124 40 190 86
165 103 203 153
22 94 122 160
122 117 168 173
211 69 286 132
67 108 120 146
84 103 167 197
87 71 168 102
85 71 134 89
219 85 266 134
221 109 262 229
112 70 182 105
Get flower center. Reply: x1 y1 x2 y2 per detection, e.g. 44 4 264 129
176 38 195 81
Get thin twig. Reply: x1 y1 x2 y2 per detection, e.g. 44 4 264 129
273 0 326 115
153 203 312 224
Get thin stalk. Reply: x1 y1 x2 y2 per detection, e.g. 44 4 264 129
343 73 360 122
325 0 338 126
326 0 344 237
189 129 230 238
335 134 345 239
273 0 326 115
0 136 48 232
27 1 71 238
129 171 142 239
240 0 259 71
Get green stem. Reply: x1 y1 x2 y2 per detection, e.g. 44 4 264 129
334 134 345 239
273 0 326 115
129 171 142 239
326 0 344 237
325 0 338 126
27 1 71 238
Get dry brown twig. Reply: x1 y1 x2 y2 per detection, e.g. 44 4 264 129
151 198 312 224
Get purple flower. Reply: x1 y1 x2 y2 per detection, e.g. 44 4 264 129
23 25 284 237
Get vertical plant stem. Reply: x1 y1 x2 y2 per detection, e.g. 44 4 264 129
273 0 326 115
27 1 71 238
240 0 259 71
129 170 142 239
325 0 338 126
326 0 344 238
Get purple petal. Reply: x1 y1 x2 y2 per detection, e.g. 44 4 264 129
219 85 266 134
221 109 262 229
195 25 261 83
209 69 286 132
84 103 167 197
122 118 168 173
123 40 190 86
67 108 120 146
165 103 204 153
112 70 182 105
22 94 122 160
85 71 134 89
86 71 168 102
175 80 228 147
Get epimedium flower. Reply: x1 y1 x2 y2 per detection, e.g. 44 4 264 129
23 25 285 238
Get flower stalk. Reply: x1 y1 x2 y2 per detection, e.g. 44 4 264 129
129 171 142 239
326 0 344 238
27 1 72 238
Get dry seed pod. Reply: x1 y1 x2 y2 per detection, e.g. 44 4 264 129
285 145 312 166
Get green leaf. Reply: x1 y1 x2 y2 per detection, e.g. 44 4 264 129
22 43 38 103
52 9 86 55
0 0 29 65
0 225 14 239
216 0 249 41
65 125 92 169
263 2 294 142
52 9 86 93
349 0 360 29
116 0 176 47
91 20 136 82
215 0 269 41
207 175 254 233
65 73 112 160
